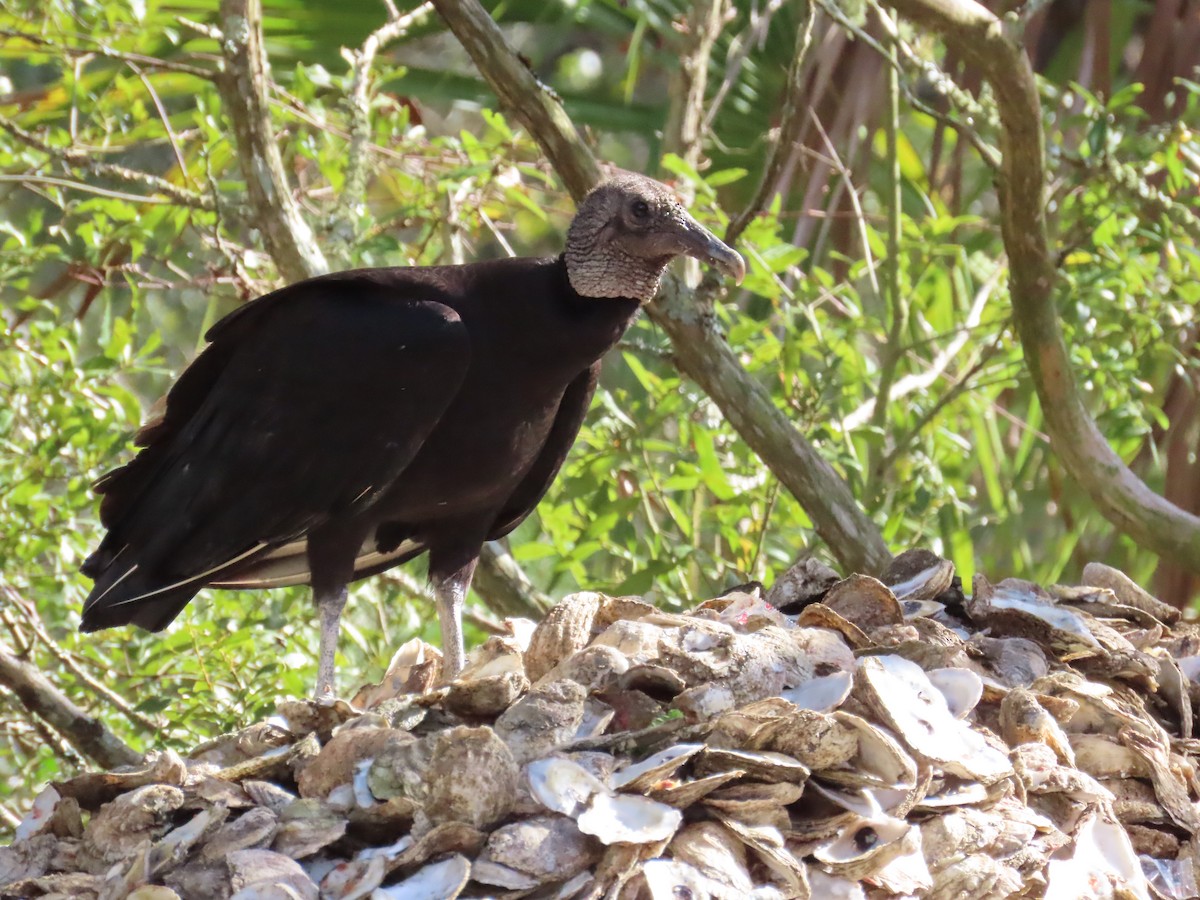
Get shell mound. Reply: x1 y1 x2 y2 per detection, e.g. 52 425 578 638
3 552 1199 899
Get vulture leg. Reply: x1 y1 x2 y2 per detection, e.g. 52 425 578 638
429 547 480 680
307 524 368 699
314 586 348 699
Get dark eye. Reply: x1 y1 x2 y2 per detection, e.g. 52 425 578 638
631 200 650 218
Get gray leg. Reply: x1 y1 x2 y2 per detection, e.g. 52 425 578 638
314 587 348 699
434 576 467 680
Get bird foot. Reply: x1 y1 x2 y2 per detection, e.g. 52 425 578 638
312 683 339 705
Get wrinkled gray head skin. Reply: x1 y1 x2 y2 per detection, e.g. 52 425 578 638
565 172 745 302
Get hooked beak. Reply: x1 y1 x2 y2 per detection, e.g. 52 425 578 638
677 214 746 285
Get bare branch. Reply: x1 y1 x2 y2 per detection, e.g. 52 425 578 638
0 173 192 206
0 642 141 770
127 62 192 185
429 0 601 200
215 0 328 282
702 0 789 136
868 6 907 440
663 0 730 169
808 109 880 301
883 0 1200 571
475 542 552 619
814 0 1001 168
431 0 893 575
0 582 164 736
0 802 21 831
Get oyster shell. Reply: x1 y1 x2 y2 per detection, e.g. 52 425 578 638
472 814 600 889
524 592 604 682
424 726 518 829
765 557 839 611
821 574 904 630
372 853 469 899
494 680 587 762
577 792 682 845
883 549 956 604
855 655 1012 784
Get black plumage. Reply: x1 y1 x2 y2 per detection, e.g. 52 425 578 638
79 172 744 695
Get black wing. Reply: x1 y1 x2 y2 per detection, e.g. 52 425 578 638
80 284 469 632
488 362 600 540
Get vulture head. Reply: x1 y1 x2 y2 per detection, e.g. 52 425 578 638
565 172 746 302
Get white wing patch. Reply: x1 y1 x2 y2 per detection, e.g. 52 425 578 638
96 542 270 609
211 538 423 589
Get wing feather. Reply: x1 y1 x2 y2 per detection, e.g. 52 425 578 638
81 281 469 631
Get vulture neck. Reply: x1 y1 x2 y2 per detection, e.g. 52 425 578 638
543 254 642 365
564 226 666 303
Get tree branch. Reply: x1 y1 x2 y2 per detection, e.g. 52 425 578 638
0 642 141 770
431 0 893 575
215 0 328 282
882 0 1200 570
428 0 601 200
1 584 163 736
475 541 552 619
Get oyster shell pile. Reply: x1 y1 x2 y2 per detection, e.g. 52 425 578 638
3 552 1199 899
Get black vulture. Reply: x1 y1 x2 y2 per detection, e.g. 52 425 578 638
79 172 745 696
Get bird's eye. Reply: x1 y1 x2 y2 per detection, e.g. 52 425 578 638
631 200 650 218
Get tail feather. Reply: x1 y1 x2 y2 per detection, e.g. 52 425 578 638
79 563 203 633
80 541 269 633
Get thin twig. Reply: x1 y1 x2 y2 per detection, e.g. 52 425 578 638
702 0 788 135
816 0 1000 167
333 0 435 247
867 6 908 441
809 110 879 300
664 0 729 171
0 117 213 209
725 1 816 246
127 61 192 185
0 803 21 830
843 261 1004 431
0 28 214 78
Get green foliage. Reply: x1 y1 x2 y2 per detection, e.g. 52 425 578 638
2 0 1199 830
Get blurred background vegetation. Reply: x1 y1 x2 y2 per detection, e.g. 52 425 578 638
1 0 1198 830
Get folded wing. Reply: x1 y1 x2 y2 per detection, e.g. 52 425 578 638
81 283 470 631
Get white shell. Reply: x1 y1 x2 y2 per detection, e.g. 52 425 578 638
779 671 853 713
926 667 984 719
856 655 1012 784
369 854 470 899
526 757 608 817
576 792 682 845
612 744 704 790
1044 811 1150 900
